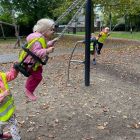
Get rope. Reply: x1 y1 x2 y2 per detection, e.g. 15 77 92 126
111 14 127 32
55 0 84 24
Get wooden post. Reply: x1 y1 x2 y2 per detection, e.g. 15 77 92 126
0 24 6 40
14 25 21 48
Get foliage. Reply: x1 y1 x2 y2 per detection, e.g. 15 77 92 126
0 0 140 32
0 1 13 23
0 0 62 25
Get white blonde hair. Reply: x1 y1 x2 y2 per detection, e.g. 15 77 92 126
33 18 55 33
105 27 109 30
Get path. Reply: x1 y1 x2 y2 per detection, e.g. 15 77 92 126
0 47 84 63
0 54 18 63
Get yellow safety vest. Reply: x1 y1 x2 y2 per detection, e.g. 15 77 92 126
98 32 108 43
90 43 94 52
0 72 15 122
19 37 47 71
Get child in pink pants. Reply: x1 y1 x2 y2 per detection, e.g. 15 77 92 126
24 18 58 101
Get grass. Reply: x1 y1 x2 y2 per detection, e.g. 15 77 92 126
0 38 17 44
0 37 25 44
109 32 140 40
0 32 140 43
76 31 140 41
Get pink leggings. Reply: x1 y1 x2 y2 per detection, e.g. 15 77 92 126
25 66 43 93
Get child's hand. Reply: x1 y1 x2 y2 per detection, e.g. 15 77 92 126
12 62 19 73
46 47 55 54
47 38 58 47
52 37 59 42
47 41 55 47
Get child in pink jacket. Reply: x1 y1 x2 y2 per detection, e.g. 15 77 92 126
23 18 58 101
0 64 21 140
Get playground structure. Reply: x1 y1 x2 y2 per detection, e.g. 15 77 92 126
14 0 92 86
0 1 139 140
0 31 139 140
56 0 91 86
1 0 123 86
0 20 21 47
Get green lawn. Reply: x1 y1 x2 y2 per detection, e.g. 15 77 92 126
0 32 140 43
0 37 25 44
76 31 140 41
0 38 17 44
109 32 140 40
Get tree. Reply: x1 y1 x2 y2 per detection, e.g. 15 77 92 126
0 1 14 23
92 0 140 31
1 0 140 31
0 0 63 25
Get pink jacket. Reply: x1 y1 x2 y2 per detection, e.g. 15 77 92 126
0 67 18 97
25 32 48 64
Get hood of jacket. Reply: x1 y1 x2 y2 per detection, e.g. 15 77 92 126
26 32 43 43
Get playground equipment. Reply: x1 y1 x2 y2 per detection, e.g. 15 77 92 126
14 0 86 73
14 43 49 77
67 37 97 81
14 0 91 86
0 21 21 47
67 40 85 81
66 0 91 86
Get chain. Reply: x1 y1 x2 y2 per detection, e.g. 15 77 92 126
55 0 84 24
56 0 86 39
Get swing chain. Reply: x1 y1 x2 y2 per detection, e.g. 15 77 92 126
55 0 84 24
57 0 86 39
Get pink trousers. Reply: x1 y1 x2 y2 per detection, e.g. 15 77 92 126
25 66 43 93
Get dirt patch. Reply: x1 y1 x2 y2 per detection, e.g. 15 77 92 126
105 38 140 48
0 36 140 140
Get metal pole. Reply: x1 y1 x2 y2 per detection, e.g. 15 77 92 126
85 0 91 86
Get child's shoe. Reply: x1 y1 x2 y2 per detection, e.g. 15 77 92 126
92 59 96 65
25 89 37 101
0 133 12 139
97 49 101 55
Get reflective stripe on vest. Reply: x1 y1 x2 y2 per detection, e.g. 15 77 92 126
98 32 108 43
0 72 15 122
19 37 47 71
90 43 94 52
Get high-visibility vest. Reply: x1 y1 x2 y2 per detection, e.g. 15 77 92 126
19 37 47 71
90 37 96 52
0 72 15 122
98 32 108 44
90 43 94 52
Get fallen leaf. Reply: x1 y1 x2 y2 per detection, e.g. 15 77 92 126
47 134 55 138
131 123 140 129
97 125 105 130
27 127 34 132
40 104 49 110
123 115 128 119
